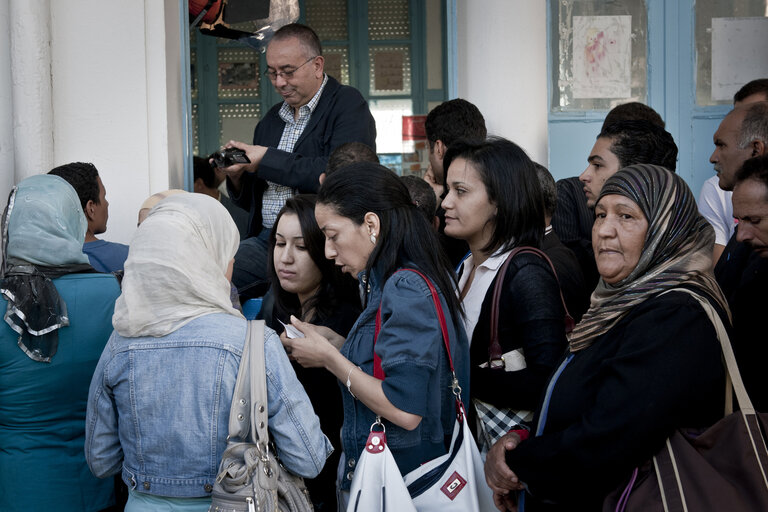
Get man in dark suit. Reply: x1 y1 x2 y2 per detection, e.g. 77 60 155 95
218 23 376 299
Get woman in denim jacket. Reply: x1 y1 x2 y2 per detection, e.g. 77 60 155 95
85 194 331 511
282 163 470 509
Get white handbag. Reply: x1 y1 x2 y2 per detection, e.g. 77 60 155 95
346 269 494 512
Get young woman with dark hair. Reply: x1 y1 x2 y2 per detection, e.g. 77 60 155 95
280 162 470 508
441 137 567 449
265 194 360 512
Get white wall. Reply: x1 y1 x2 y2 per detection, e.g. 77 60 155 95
456 0 548 166
0 0 183 245
49 0 183 244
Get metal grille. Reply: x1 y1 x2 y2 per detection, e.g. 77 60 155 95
368 0 410 40
217 48 260 99
369 45 411 95
323 46 350 84
306 0 348 40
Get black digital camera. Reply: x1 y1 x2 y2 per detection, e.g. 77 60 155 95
211 148 251 168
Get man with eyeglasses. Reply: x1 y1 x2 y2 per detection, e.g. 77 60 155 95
218 23 376 300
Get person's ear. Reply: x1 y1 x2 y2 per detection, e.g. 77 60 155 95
363 212 380 239
193 178 204 193
84 200 96 221
753 139 766 157
435 139 447 160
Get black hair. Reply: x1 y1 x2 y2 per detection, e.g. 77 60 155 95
317 163 462 321
268 194 358 323
598 120 678 172
425 98 487 148
602 102 665 130
533 162 557 219
193 156 217 189
271 23 322 57
326 142 379 175
734 78 768 104
48 162 100 209
400 175 437 221
735 155 768 201
443 137 545 253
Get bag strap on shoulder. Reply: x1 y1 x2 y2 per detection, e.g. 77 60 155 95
227 320 270 445
373 269 456 387
664 288 752 415
488 246 575 365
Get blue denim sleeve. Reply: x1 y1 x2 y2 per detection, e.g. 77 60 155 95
263 328 333 478
84 333 124 478
376 272 444 417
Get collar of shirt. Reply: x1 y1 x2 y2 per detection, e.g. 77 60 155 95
458 246 513 343
545 225 553 236
278 74 329 124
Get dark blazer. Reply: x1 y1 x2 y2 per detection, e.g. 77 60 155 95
505 289 727 511
542 230 590 322
230 75 377 237
467 252 568 412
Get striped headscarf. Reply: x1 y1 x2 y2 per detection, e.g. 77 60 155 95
568 164 729 352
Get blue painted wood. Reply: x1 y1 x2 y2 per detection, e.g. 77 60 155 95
546 0 731 199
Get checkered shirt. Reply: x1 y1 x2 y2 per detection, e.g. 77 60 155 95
473 398 533 451
261 74 329 229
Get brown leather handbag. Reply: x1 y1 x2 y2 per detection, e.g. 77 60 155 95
604 289 768 512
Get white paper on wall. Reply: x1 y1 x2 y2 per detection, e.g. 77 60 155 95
711 17 768 101
572 15 632 99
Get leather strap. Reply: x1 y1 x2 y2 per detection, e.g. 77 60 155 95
374 269 454 381
488 246 575 366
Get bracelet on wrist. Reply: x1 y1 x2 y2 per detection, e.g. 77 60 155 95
346 365 362 399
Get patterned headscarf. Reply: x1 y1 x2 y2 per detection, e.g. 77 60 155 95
568 164 729 352
1 175 93 362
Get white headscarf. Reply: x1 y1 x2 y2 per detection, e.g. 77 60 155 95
113 193 241 337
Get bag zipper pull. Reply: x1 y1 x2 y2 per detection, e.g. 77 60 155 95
246 496 256 512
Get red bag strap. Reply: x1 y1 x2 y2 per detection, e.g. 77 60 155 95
488 246 575 366
373 268 454 381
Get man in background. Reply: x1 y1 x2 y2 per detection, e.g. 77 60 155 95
49 162 128 273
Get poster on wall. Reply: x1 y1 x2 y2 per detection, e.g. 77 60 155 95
572 15 632 99
711 17 768 101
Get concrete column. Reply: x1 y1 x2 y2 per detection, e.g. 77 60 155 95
0 0 15 205
9 0 54 181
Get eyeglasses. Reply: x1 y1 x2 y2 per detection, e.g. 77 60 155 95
264 56 316 81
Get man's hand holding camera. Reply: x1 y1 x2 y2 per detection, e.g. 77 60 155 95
211 140 268 195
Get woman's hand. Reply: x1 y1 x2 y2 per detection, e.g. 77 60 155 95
485 432 525 501
312 325 346 350
280 316 335 368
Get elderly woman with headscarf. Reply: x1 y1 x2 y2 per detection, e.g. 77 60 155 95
484 164 731 511
0 175 121 511
85 193 331 511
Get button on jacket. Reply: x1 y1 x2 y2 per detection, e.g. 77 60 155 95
85 314 332 498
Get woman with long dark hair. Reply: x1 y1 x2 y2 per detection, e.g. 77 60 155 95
441 137 567 449
265 194 360 511
282 162 470 509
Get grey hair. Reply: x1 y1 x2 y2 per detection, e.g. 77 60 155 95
737 101 768 149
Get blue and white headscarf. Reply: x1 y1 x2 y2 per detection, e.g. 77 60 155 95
1 174 93 362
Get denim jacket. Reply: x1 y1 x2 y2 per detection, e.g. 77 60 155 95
85 314 332 498
338 268 470 490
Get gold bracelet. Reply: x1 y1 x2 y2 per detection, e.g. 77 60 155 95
346 365 362 400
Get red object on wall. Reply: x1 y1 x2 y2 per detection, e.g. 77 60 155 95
402 115 427 140
189 0 224 25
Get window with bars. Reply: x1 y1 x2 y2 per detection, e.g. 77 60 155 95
190 0 448 172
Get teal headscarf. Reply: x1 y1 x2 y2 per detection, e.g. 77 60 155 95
1 174 93 362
